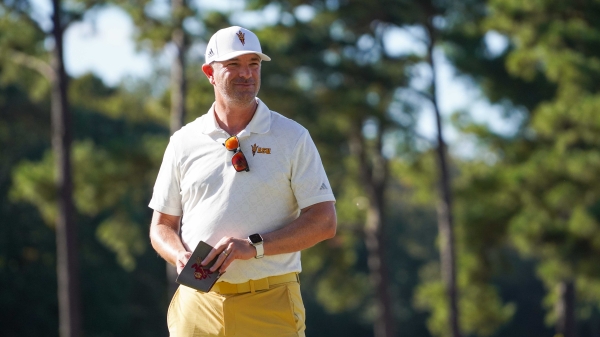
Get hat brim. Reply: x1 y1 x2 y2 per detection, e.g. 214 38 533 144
211 50 271 63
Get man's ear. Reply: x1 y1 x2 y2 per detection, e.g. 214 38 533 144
202 63 215 84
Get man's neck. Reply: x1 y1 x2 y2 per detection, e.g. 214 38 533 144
214 99 258 136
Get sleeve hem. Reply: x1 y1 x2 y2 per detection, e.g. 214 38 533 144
148 201 183 216
297 194 336 210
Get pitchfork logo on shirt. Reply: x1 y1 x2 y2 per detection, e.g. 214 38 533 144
191 257 213 280
251 143 271 156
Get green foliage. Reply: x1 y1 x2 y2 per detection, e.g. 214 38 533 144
96 213 146 271
10 116 161 272
1 72 172 335
0 6 51 100
445 0 600 332
8 0 600 335
416 278 516 337
11 153 57 225
0 81 58 336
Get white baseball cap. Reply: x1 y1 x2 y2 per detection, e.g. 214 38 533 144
205 26 271 64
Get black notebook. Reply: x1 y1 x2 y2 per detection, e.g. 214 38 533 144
176 241 223 292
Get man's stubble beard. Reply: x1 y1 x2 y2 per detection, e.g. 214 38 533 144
217 77 261 107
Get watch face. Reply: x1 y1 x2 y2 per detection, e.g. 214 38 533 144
249 233 263 244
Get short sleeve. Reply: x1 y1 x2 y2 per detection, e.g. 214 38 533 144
290 129 336 209
148 138 183 216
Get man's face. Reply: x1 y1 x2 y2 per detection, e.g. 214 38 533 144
211 53 261 106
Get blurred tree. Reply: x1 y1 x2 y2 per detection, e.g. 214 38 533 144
168 0 189 135
0 73 58 336
0 0 108 335
417 1 461 335
444 0 600 336
49 2 80 334
0 5 174 334
8 71 172 336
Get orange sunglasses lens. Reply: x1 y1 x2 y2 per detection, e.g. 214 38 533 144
224 136 240 151
232 151 249 172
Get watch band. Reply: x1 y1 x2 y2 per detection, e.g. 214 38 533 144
253 242 264 259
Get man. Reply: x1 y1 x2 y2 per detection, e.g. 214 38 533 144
148 26 337 337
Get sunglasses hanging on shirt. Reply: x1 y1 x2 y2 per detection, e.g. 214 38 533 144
223 135 250 172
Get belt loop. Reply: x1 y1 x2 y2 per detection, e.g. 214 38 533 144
296 273 300 284
250 279 255 293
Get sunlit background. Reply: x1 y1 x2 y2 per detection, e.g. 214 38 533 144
2 0 599 336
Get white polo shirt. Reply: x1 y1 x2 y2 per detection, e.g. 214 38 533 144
149 98 335 283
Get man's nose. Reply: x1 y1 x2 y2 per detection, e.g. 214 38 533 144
238 65 252 78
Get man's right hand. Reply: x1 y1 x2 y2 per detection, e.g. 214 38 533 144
176 250 192 274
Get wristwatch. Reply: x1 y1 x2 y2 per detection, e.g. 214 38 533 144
248 233 264 259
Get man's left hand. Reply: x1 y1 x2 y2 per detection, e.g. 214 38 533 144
201 236 256 273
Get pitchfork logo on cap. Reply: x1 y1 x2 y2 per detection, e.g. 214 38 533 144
236 30 245 45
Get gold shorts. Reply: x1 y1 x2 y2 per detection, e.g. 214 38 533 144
167 273 306 337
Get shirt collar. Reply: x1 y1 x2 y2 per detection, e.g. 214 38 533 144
200 98 271 137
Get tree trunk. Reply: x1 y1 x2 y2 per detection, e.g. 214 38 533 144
349 131 395 337
365 203 395 337
167 0 188 299
424 16 462 337
170 0 187 135
51 1 81 336
556 280 576 337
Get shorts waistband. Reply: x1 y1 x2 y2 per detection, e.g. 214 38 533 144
211 272 299 295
